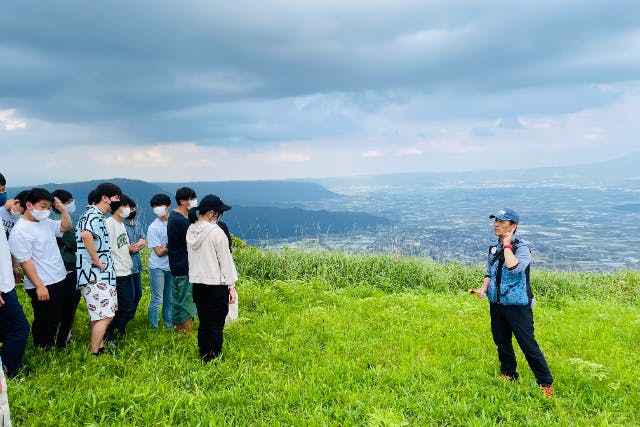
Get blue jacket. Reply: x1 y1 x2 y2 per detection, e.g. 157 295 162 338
485 239 532 306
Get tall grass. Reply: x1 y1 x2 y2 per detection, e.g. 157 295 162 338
6 242 640 425
234 243 640 302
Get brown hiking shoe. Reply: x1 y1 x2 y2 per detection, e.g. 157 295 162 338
500 373 516 381
540 385 554 397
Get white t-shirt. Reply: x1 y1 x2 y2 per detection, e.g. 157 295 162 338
106 217 133 277
8 217 66 290
0 228 16 293
0 207 20 238
147 218 170 271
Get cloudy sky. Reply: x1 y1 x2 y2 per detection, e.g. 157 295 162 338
1 1 639 186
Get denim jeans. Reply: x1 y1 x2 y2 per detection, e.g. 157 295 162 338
148 268 173 329
131 272 142 313
0 289 30 378
105 274 135 340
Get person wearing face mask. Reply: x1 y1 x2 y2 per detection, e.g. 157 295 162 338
147 194 174 330
186 194 237 361
0 173 29 379
167 187 198 333
1 190 29 240
104 194 135 344
8 188 72 350
76 182 122 355
123 198 146 320
474 208 554 398
51 189 81 349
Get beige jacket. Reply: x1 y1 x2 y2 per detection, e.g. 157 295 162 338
186 220 237 287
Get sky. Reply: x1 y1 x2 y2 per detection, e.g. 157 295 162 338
1 1 640 186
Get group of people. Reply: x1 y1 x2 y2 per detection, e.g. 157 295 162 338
0 173 239 425
0 170 555 425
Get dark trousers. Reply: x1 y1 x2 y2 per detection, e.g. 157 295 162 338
106 274 135 340
193 284 229 362
490 303 553 386
132 272 142 312
0 289 30 377
56 270 81 349
26 280 64 350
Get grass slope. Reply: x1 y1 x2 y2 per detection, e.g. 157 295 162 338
7 245 640 426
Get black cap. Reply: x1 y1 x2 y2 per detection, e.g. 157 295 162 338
198 194 231 213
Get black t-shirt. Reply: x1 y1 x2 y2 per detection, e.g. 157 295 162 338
167 210 190 276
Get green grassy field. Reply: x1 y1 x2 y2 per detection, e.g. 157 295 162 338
7 245 640 426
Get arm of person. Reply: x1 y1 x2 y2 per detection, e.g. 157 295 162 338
11 255 22 283
80 230 106 272
53 197 73 233
213 230 238 288
502 232 531 274
152 244 168 257
19 259 50 301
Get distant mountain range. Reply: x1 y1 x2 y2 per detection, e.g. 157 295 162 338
312 151 640 190
6 179 387 241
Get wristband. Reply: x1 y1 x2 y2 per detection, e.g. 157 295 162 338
503 244 513 250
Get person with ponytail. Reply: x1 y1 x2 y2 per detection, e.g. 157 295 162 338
185 194 237 362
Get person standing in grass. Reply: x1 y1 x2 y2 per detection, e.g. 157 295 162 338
186 194 237 361
9 188 72 350
474 208 554 397
76 183 122 355
51 189 81 348
123 197 146 318
167 187 198 333
104 194 135 343
0 187 29 378
0 354 11 427
147 194 173 330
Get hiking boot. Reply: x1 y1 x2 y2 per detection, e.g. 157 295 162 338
500 373 516 381
540 385 554 397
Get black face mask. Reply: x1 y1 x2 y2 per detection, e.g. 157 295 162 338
109 199 122 213
128 209 137 220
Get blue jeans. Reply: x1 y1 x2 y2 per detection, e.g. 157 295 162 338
106 274 136 340
148 268 173 329
131 272 142 313
0 289 30 378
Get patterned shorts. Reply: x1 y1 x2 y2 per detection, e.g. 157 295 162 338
81 281 118 321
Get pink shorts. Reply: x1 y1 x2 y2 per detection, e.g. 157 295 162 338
81 282 118 321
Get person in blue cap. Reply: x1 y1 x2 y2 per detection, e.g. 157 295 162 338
474 208 554 397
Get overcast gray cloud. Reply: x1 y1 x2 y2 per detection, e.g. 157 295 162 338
1 0 640 185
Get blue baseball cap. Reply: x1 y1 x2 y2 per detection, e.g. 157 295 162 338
489 208 519 223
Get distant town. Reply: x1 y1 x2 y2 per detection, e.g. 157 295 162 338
255 184 640 272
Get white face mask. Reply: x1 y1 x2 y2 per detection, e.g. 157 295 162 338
66 201 76 214
119 207 131 219
188 198 198 209
10 208 22 219
153 206 168 217
32 208 51 221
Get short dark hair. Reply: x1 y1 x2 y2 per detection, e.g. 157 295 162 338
0 173 5 186
26 188 54 205
94 183 122 200
150 193 171 207
15 190 30 208
119 194 133 208
87 189 99 205
128 197 137 209
52 189 73 204
175 187 196 204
